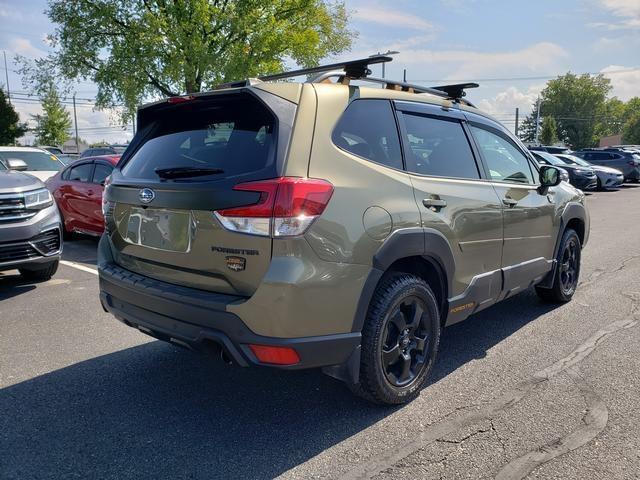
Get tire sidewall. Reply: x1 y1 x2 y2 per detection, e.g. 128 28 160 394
363 275 441 404
556 229 581 300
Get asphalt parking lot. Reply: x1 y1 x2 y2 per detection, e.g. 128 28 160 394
2 186 640 480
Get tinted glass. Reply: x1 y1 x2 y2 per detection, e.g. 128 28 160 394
471 126 534 184
92 163 113 184
332 99 402 170
531 150 564 166
400 114 479 179
68 163 94 182
0 151 63 171
122 95 275 180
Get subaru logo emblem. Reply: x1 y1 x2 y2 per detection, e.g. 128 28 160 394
139 188 155 204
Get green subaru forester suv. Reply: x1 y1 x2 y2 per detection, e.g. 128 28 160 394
98 57 589 405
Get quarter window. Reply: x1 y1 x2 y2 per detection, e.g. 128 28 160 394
470 126 535 184
68 163 94 182
92 163 113 184
400 113 480 179
332 99 403 170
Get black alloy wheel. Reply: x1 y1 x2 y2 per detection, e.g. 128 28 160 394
381 296 431 387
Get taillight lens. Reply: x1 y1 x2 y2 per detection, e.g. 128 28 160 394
248 344 300 365
214 177 333 237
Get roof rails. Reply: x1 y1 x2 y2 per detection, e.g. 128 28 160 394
215 55 480 105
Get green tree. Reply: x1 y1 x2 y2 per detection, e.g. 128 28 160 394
540 73 611 149
31 85 72 146
30 0 353 119
539 116 558 145
0 87 28 144
595 97 626 139
623 113 640 144
518 98 541 143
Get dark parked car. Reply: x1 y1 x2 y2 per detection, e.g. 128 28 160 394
529 145 572 155
574 148 640 182
45 155 120 237
80 145 127 158
530 150 597 190
555 153 623 190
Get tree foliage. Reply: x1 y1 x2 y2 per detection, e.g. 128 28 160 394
539 116 558 145
623 113 640 144
36 0 353 118
31 85 72 146
538 73 611 149
0 87 28 145
517 98 540 143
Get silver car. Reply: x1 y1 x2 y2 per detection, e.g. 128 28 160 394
555 154 624 190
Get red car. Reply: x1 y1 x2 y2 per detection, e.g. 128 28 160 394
46 155 120 237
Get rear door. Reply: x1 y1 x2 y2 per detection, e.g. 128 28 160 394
64 161 96 232
104 91 296 296
395 102 504 305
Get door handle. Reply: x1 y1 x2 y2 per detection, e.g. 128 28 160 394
423 198 447 210
502 197 518 208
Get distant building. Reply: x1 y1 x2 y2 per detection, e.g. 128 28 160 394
599 134 623 147
62 138 89 154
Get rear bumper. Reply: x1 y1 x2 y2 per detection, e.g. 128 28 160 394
98 238 360 369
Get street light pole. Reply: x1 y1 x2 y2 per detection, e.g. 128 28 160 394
2 51 10 103
534 96 542 144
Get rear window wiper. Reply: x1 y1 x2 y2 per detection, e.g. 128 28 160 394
155 166 224 179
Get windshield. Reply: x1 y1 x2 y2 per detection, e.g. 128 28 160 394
532 150 564 166
557 154 590 167
0 151 64 171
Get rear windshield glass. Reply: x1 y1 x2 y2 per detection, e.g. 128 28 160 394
121 95 275 180
0 151 63 171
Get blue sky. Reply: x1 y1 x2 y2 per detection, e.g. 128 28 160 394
1 0 639 143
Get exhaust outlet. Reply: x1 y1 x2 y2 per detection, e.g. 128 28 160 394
220 349 233 365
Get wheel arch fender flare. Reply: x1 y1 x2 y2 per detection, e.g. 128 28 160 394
353 228 456 334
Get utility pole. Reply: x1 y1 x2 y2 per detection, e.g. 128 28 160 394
2 51 10 103
403 69 407 82
515 107 519 137
534 96 542 144
73 93 79 154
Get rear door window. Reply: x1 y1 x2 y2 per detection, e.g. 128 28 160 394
121 95 276 180
68 162 94 182
399 113 480 179
332 99 403 170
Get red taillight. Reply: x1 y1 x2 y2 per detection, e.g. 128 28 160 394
248 344 300 365
214 177 333 237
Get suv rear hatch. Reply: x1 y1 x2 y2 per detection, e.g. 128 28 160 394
104 89 297 296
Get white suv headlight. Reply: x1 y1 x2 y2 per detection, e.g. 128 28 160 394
24 188 53 209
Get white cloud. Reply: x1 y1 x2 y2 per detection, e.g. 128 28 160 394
395 42 568 81
477 84 544 117
8 37 46 58
601 65 640 101
353 7 434 31
592 0 640 29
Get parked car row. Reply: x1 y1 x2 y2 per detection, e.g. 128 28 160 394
528 145 640 191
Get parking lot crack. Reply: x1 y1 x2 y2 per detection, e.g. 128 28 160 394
341 316 638 480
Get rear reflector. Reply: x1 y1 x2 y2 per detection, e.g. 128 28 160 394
248 344 300 365
214 177 333 237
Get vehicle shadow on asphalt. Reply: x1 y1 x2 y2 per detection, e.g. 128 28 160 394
62 236 100 266
0 289 558 479
0 272 39 300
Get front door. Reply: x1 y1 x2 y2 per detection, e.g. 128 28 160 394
467 121 556 297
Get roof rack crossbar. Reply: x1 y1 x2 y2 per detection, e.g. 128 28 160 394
258 55 392 82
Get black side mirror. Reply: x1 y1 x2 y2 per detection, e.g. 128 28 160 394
539 165 561 188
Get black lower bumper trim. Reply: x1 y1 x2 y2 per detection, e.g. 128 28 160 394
99 259 361 370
